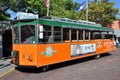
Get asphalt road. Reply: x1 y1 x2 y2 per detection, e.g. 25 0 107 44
1 48 120 80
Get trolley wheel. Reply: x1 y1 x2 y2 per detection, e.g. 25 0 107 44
42 66 49 72
95 54 100 59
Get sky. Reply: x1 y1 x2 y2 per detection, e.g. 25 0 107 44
73 0 120 18
6 9 16 20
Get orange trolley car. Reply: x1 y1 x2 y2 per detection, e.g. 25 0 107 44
11 16 115 70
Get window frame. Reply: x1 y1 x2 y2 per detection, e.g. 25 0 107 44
12 26 20 44
20 24 36 44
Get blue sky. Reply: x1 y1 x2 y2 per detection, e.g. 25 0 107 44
6 9 16 20
73 0 120 18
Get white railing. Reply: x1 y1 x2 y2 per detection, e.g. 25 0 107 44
42 16 102 27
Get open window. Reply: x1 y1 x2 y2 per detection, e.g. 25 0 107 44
78 30 83 40
104 32 113 39
40 25 52 43
91 31 102 39
85 30 90 40
54 26 62 42
71 29 77 41
63 28 70 42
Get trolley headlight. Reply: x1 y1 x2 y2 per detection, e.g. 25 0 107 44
11 51 19 64
26 54 33 61
27 54 30 59
11 50 18 57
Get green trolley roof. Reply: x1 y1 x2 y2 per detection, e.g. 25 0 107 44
13 16 113 32
39 17 113 32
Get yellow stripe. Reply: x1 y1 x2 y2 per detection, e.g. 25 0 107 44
0 67 15 78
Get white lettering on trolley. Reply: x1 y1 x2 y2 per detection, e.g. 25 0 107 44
104 42 113 46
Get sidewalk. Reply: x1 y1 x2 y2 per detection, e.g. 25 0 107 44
0 58 16 78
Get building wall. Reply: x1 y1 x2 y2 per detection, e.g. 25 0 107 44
0 21 11 59
110 19 120 30
109 19 120 45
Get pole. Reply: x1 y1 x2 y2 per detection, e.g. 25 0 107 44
47 7 49 16
45 0 50 16
86 0 88 21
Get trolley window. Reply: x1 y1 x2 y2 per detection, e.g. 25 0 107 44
71 29 77 41
85 30 90 40
43 25 52 43
21 25 36 44
13 26 19 43
54 26 62 42
91 32 102 39
63 28 69 41
78 30 83 40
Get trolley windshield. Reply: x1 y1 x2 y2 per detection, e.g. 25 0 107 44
13 25 36 44
21 25 36 44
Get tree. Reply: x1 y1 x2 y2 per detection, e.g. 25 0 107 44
50 0 76 19
0 0 9 20
0 0 17 20
76 0 118 26
26 0 46 17
26 0 77 19
0 10 10 20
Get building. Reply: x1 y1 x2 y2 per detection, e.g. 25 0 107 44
109 18 120 45
0 21 12 59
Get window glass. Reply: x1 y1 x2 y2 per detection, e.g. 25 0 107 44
85 30 89 40
43 25 52 43
91 32 101 39
79 30 83 40
104 32 113 39
101 32 107 39
21 25 35 44
63 28 69 41
13 26 19 43
38 25 62 43
71 29 77 40
54 27 62 42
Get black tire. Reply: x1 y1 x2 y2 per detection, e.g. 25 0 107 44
95 54 100 59
42 66 49 72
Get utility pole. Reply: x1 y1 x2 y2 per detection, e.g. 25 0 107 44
45 0 50 16
86 0 88 21
47 7 49 16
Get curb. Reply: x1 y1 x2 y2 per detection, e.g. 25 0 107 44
0 67 15 78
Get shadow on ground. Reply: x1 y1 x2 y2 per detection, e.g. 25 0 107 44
16 53 112 73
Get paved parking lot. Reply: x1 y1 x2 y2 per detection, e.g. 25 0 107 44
0 48 120 80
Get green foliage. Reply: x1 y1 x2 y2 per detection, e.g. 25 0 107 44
0 10 10 20
77 0 118 26
50 0 76 19
0 0 17 20
26 0 46 16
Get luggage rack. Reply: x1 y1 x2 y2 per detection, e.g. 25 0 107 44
41 16 102 27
